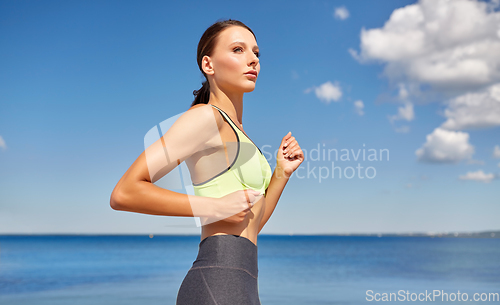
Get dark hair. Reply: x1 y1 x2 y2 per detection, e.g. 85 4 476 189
191 19 257 107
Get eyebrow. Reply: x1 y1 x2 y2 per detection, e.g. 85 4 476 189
229 41 259 50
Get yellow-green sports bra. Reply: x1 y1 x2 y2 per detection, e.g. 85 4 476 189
192 104 272 198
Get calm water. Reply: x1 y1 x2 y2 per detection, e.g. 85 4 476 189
0 235 499 304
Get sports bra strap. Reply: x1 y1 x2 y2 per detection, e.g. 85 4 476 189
210 104 238 130
209 104 263 155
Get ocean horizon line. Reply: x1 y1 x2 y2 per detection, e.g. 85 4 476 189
0 231 499 238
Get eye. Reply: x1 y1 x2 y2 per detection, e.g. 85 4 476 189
233 46 260 58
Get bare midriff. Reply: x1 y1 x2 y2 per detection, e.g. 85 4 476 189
200 195 265 247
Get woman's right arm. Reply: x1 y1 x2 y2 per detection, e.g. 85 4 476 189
109 105 221 218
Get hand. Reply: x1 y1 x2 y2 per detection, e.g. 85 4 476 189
211 189 263 224
277 131 304 178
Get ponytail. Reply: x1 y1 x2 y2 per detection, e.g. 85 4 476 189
191 79 210 107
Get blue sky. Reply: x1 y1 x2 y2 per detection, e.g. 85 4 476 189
1 0 499 235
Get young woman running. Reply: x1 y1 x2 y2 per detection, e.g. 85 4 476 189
110 19 304 305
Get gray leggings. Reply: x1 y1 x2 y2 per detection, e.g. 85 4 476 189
176 234 261 305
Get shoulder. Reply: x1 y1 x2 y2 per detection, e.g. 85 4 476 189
159 104 222 151
187 103 223 130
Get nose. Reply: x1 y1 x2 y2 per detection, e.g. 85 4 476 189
249 53 259 67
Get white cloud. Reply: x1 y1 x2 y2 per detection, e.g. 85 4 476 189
350 0 500 91
415 127 474 163
441 84 500 130
398 82 409 100
459 170 495 183
493 145 500 158
334 6 350 20
389 101 414 123
348 48 362 61
308 81 342 104
349 0 500 161
388 83 415 130
354 100 364 116
0 136 6 151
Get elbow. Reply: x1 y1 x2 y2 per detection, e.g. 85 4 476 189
110 198 121 211
110 188 128 211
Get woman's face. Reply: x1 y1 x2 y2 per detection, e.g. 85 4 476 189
204 26 260 94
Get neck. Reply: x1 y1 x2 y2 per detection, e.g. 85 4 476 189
208 86 244 126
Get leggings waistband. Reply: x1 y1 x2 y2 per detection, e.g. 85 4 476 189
190 234 258 278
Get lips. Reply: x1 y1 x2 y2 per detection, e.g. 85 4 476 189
245 70 258 77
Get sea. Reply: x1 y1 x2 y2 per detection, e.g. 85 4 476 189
0 235 499 304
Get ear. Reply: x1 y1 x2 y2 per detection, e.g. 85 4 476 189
201 55 214 76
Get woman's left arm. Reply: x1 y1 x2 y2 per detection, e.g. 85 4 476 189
258 132 304 233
